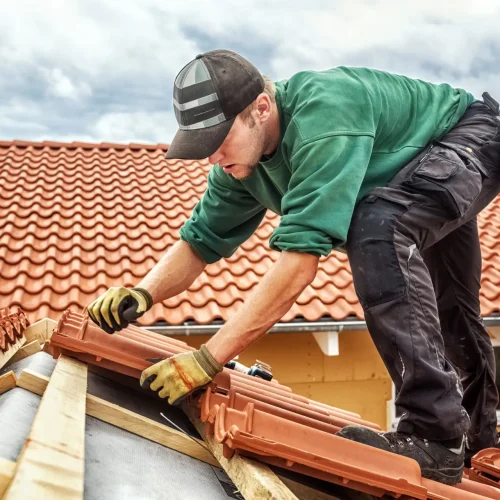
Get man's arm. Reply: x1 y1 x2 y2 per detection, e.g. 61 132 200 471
87 240 207 333
139 248 319 405
135 240 207 303
205 250 319 364
88 165 265 334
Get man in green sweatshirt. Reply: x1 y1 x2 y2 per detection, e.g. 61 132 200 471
88 49 500 485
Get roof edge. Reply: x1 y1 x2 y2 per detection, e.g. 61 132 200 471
142 314 500 335
0 139 170 152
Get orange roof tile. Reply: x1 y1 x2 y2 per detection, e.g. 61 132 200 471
47 310 376 431
44 310 500 499
0 307 29 352
1 140 499 325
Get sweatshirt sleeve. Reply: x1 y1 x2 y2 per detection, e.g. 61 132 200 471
179 166 267 264
269 134 374 256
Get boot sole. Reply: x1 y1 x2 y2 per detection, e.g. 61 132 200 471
421 466 464 486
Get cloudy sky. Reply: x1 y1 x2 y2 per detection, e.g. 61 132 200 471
1 0 499 145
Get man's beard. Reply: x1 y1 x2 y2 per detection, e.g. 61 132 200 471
238 162 259 180
236 131 265 180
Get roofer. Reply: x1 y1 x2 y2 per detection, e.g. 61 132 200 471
87 49 500 485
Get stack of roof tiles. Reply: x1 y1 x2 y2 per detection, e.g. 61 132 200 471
0 307 29 353
2 140 500 327
470 451 500 489
45 309 500 499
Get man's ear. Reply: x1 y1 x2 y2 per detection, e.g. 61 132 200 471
255 93 272 123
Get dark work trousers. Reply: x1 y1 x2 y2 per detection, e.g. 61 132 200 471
346 98 500 452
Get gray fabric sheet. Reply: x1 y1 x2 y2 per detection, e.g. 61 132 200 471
85 417 237 500
0 351 360 499
0 352 239 499
0 386 41 462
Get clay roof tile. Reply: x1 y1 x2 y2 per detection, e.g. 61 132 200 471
44 310 500 499
1 139 500 326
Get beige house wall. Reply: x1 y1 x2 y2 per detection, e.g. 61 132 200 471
179 329 392 430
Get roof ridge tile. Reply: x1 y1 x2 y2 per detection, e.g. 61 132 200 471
0 139 171 150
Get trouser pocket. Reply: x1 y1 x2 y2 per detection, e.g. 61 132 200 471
404 143 484 219
477 126 500 171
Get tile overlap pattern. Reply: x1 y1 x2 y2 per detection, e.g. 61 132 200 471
44 309 500 499
2 141 499 325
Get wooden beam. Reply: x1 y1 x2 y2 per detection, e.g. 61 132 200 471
18 370 337 499
5 340 42 367
0 338 26 369
23 318 58 344
278 477 343 500
4 355 87 500
182 403 299 500
0 457 15 497
17 369 218 467
0 371 17 395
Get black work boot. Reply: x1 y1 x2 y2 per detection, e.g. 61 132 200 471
337 425 464 485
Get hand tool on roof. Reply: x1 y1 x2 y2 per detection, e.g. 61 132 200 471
141 352 274 405
146 355 274 381
225 359 273 381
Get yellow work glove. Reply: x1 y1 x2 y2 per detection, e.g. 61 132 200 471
140 345 223 405
87 286 153 334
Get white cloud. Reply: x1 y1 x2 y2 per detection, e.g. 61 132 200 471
43 68 92 100
0 0 199 81
91 110 177 144
0 0 499 143
0 98 50 137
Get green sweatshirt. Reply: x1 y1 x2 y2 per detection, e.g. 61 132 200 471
180 67 475 264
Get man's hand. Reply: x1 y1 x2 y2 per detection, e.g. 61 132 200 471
87 287 153 334
140 345 223 405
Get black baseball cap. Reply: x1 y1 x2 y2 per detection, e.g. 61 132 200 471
166 49 265 160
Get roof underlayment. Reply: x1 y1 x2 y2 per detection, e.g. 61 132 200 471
12 309 497 499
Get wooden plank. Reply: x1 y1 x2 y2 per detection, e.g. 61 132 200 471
0 371 17 395
182 403 298 500
5 340 42 367
17 369 218 467
4 355 87 500
278 477 343 500
0 457 16 497
23 318 57 344
0 338 26 369
19 370 334 499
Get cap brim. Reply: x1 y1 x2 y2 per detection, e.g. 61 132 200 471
165 117 235 160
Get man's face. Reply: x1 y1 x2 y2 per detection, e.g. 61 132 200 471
208 112 267 180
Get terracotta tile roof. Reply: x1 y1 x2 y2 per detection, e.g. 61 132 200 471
44 309 500 499
1 139 500 326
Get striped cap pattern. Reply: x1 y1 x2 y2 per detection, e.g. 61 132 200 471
173 59 226 131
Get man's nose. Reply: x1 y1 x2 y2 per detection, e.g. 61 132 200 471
208 149 223 165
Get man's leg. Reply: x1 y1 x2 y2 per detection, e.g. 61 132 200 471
341 197 473 485
339 99 500 485
346 195 469 436
422 218 499 458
